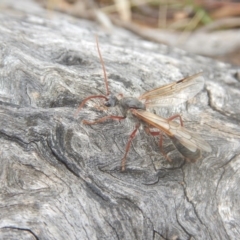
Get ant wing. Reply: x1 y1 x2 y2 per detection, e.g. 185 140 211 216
132 109 212 154
139 73 204 108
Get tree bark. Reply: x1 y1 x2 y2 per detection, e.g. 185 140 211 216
0 8 240 240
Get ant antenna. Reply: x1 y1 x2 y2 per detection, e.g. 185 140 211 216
95 35 110 96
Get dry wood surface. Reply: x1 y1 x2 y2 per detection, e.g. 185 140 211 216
0 8 240 240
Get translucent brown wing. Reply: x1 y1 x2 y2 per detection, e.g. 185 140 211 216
132 109 212 154
139 73 204 107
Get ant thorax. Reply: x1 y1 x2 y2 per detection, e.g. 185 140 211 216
119 97 146 117
104 95 146 118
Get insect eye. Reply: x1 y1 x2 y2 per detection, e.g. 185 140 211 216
105 95 118 107
105 101 111 107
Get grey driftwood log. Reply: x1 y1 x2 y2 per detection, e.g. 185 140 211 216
1 11 240 240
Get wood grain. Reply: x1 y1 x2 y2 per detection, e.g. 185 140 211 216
0 9 240 240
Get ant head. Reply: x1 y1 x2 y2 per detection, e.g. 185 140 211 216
105 94 119 107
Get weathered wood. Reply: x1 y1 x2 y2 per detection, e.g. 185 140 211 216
0 9 240 240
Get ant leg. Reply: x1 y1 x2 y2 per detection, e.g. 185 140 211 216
167 114 183 126
144 127 172 162
144 127 160 136
121 124 140 171
83 115 126 125
158 132 172 163
75 95 108 117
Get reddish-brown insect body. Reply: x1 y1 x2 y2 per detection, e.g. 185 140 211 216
76 36 212 171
